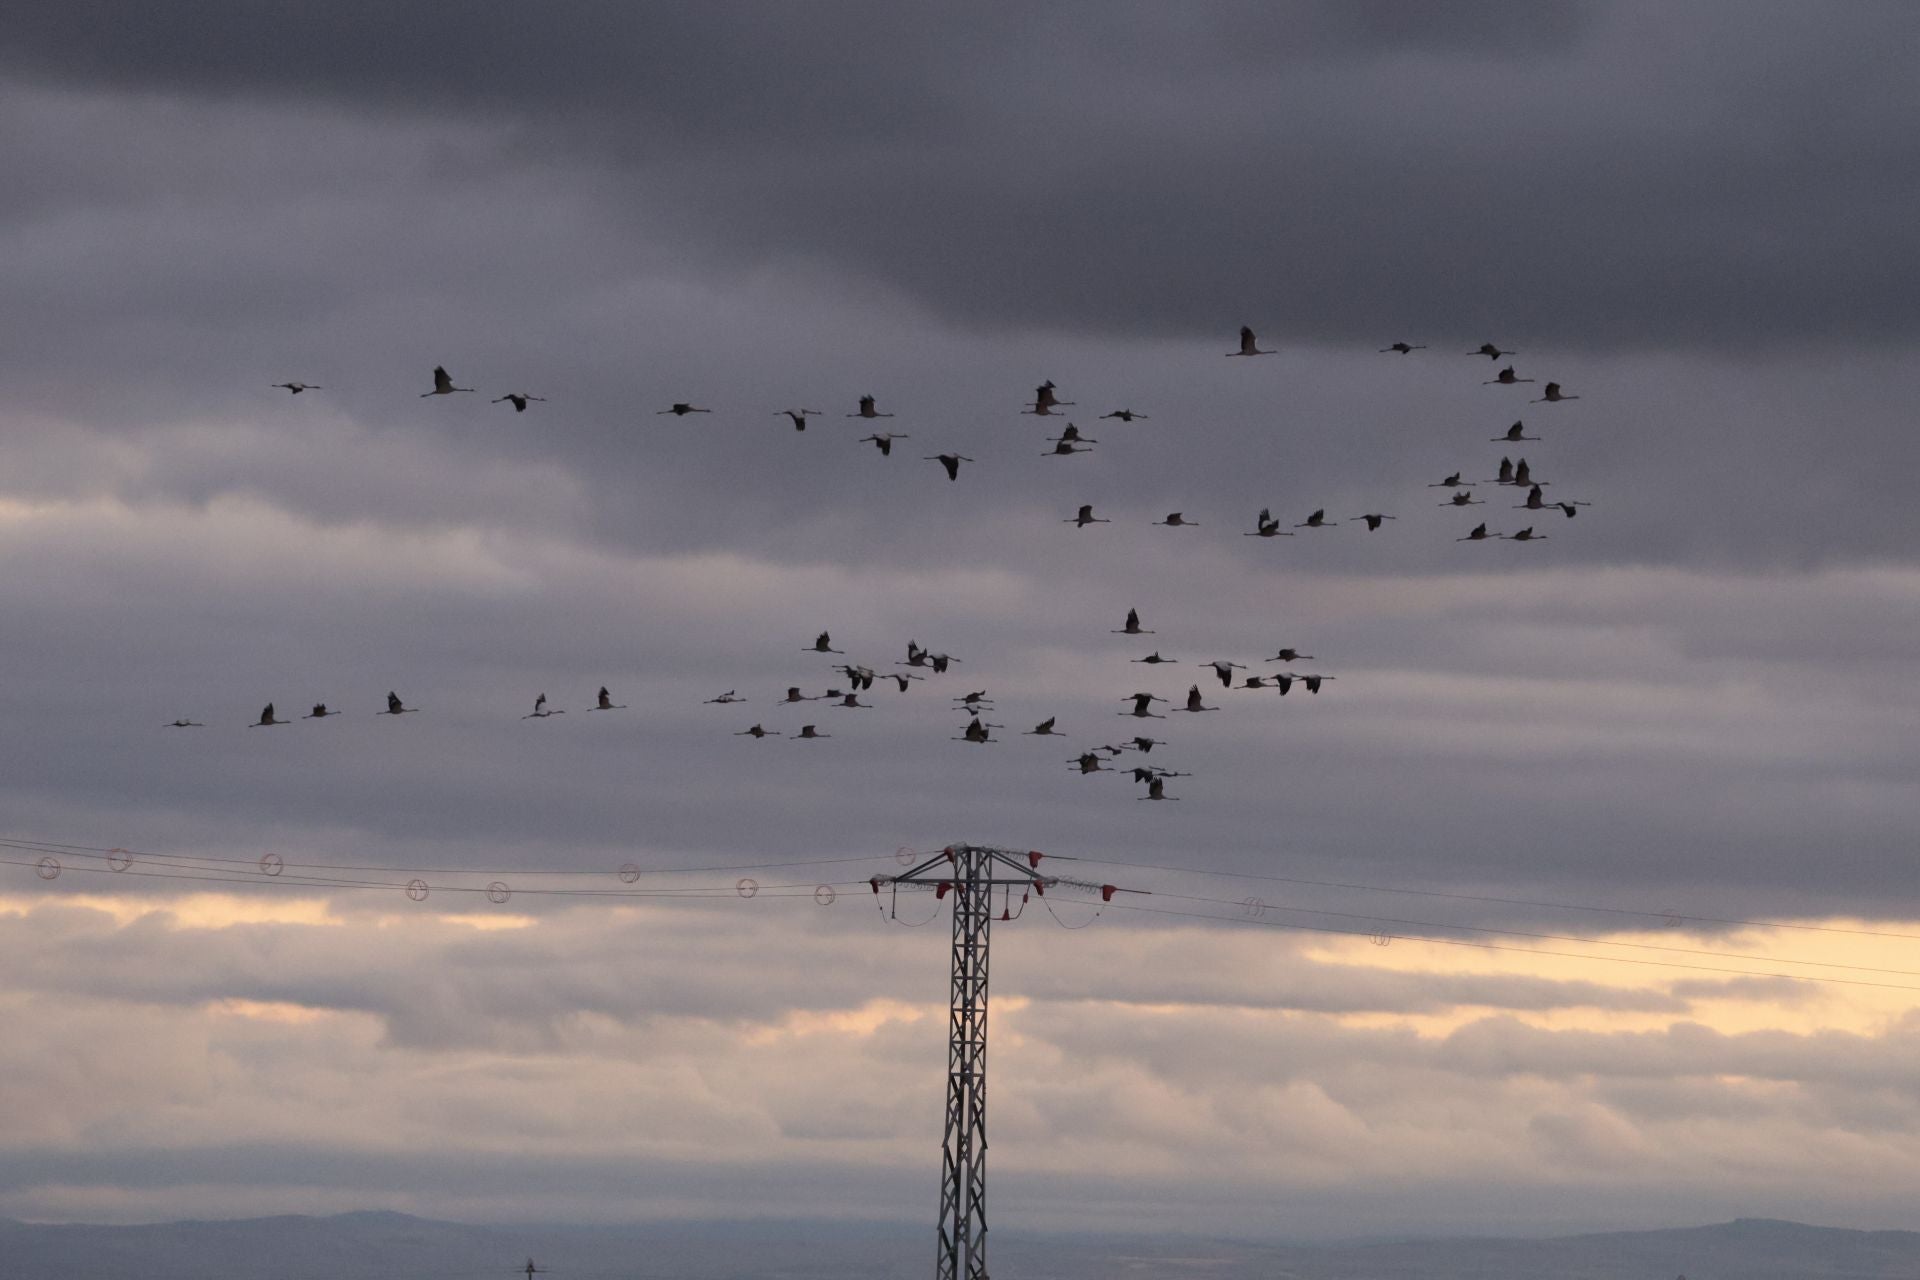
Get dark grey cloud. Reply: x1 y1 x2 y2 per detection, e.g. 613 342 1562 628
6 2 1915 350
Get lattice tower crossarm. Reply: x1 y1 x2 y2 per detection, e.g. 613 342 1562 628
878 844 1055 1280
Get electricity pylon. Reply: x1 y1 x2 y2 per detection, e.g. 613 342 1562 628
876 845 1056 1280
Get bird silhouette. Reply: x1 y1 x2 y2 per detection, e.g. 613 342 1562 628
1099 409 1149 421
251 703 288 727
302 703 339 719
379 691 417 715
420 366 473 396
1029 380 1073 409
1025 717 1061 735
1531 382 1580 403
808 631 844 654
1228 326 1275 356
1130 651 1177 664
1470 342 1516 360
954 717 1003 744
1353 513 1397 530
1066 503 1110 527
1112 608 1153 635
736 724 780 738
849 395 894 418
657 402 712 415
860 432 909 455
592 686 627 710
776 409 821 429
491 393 546 412
1492 420 1539 442
795 724 830 739
165 718 205 727
523 693 563 718
271 382 321 394
1484 366 1535 385
704 690 744 704
1379 342 1426 354
1457 523 1498 542
1295 508 1338 529
926 453 974 481
1154 512 1198 527
1181 685 1217 712
1245 507 1293 537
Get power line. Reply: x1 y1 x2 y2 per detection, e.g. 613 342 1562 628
9 834 1920 991
17 831 1914 946
0 854 869 902
0 835 881 879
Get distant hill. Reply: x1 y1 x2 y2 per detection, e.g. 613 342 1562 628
4 1211 1918 1279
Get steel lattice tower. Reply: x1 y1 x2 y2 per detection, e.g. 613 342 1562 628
879 844 1054 1280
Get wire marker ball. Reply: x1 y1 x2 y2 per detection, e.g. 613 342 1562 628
406 878 430 902
737 877 759 899
618 862 642 884
36 856 60 880
895 845 917 866
486 881 511 904
1369 931 1393 947
1239 895 1267 918
814 884 837 906
259 853 284 877
107 848 134 872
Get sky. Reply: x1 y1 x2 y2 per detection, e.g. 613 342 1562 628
3 0 1920 1243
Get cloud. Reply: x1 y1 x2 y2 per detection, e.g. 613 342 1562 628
3 2 1919 1237
10 891 1920 1234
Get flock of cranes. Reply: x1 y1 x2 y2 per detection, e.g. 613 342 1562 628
227 334 1597 799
